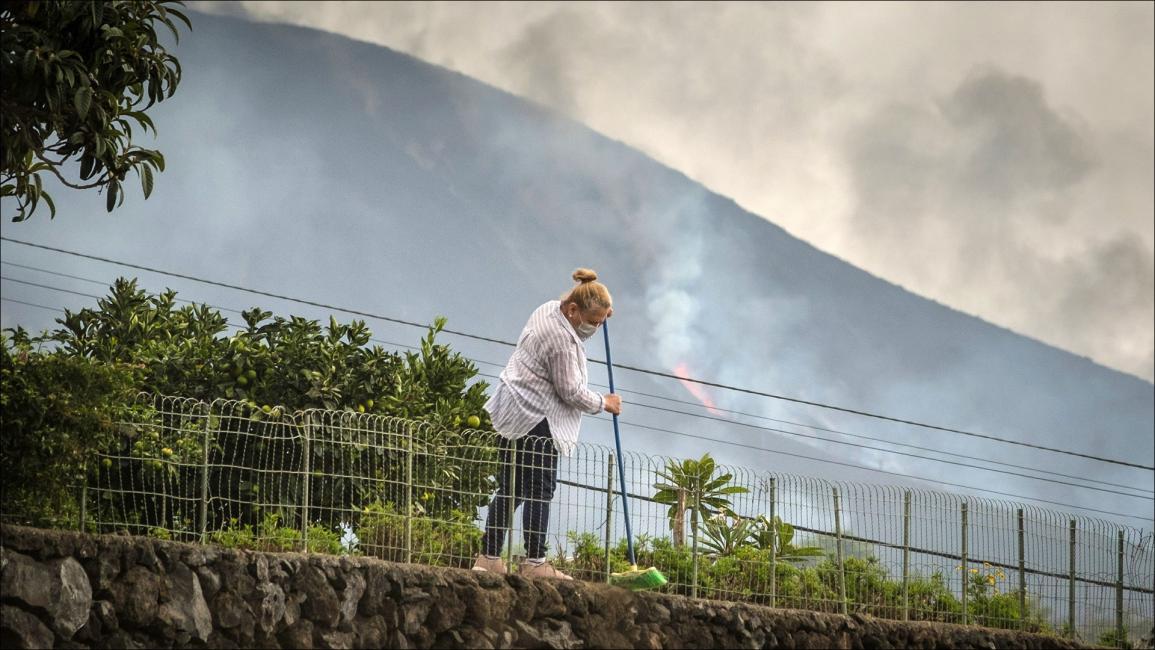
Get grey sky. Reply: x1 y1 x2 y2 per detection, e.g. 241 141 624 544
195 0 1155 381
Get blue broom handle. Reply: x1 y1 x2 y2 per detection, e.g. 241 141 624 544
602 320 637 567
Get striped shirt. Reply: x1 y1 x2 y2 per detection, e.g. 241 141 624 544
484 300 604 457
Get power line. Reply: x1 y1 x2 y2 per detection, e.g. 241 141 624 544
1 237 513 344
582 414 1152 523
2 276 105 301
2 260 111 287
7 265 1142 499
618 400 1154 496
14 258 1143 496
607 364 1155 472
1 295 253 334
441 343 1152 495
470 370 1150 504
3 235 1152 472
5 289 1151 523
15 269 1139 499
1 275 251 317
2 297 66 313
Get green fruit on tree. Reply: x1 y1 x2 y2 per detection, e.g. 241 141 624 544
101 458 112 469
262 405 272 414
247 369 257 379
357 404 365 413
237 375 248 385
467 415 481 428
366 399 374 409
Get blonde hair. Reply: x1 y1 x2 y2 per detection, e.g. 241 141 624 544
562 268 612 311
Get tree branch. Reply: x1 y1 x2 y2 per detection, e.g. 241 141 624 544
34 154 108 190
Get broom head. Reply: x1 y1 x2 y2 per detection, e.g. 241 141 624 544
609 565 668 591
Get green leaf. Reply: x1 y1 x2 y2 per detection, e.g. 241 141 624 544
105 181 118 212
126 110 156 134
168 7 194 31
716 486 749 495
42 191 57 219
139 164 154 199
74 86 93 119
159 17 181 43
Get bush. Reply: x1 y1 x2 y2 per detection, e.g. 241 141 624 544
46 278 491 426
205 512 344 554
961 563 1051 633
354 500 481 569
10 278 498 532
1 329 142 527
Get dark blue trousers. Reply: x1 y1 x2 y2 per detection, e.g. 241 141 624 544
481 419 558 559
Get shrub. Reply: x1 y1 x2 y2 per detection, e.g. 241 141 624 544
13 278 497 532
354 500 481 569
1 329 142 527
205 512 344 554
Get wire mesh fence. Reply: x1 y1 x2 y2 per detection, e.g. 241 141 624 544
62 394 1155 647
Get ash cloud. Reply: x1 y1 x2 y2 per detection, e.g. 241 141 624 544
189 1 1153 381
843 67 1153 380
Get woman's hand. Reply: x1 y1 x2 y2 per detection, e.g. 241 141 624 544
603 393 622 415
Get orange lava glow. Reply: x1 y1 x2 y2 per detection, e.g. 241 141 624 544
673 362 722 415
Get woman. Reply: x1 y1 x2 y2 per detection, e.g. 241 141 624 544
472 268 623 579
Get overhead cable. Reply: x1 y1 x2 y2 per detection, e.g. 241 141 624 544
3 235 1152 472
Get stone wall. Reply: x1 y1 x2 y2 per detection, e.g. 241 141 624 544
1 524 1090 649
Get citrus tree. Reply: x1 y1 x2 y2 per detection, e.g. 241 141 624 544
33 278 495 532
0 328 142 527
47 277 491 421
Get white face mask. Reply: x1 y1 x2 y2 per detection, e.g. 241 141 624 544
566 304 603 340
575 321 598 341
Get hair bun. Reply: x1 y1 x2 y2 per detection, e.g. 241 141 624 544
572 268 598 284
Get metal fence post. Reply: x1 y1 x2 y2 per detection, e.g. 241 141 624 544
674 488 687 548
405 424 414 564
691 489 700 599
1017 509 1026 628
199 417 210 544
1068 519 1076 637
1116 529 1124 648
902 490 911 621
961 502 969 625
505 441 517 567
834 487 847 615
768 477 777 608
604 452 615 583
300 413 311 552
78 461 88 533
